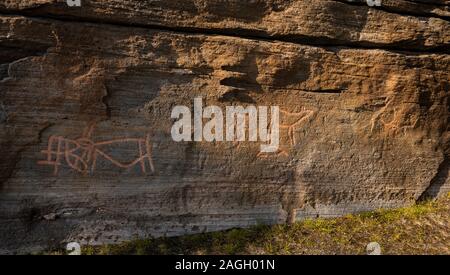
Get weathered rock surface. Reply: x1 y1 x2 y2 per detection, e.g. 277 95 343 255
2 0 450 51
0 0 448 253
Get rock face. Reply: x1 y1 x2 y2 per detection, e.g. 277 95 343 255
0 0 449 253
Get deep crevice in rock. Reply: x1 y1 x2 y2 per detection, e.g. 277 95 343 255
0 63 8 82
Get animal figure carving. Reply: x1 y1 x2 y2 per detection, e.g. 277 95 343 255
38 124 154 175
259 108 314 157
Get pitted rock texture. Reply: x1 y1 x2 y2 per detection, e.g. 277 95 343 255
0 0 449 253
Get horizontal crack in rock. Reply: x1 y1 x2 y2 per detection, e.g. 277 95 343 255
0 11 448 55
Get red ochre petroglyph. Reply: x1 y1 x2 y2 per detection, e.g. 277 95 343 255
38 124 155 175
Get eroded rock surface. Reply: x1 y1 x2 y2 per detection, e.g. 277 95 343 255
0 0 448 253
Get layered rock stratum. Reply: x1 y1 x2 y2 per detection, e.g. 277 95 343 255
0 0 448 253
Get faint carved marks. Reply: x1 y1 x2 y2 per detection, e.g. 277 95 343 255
258 108 315 158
